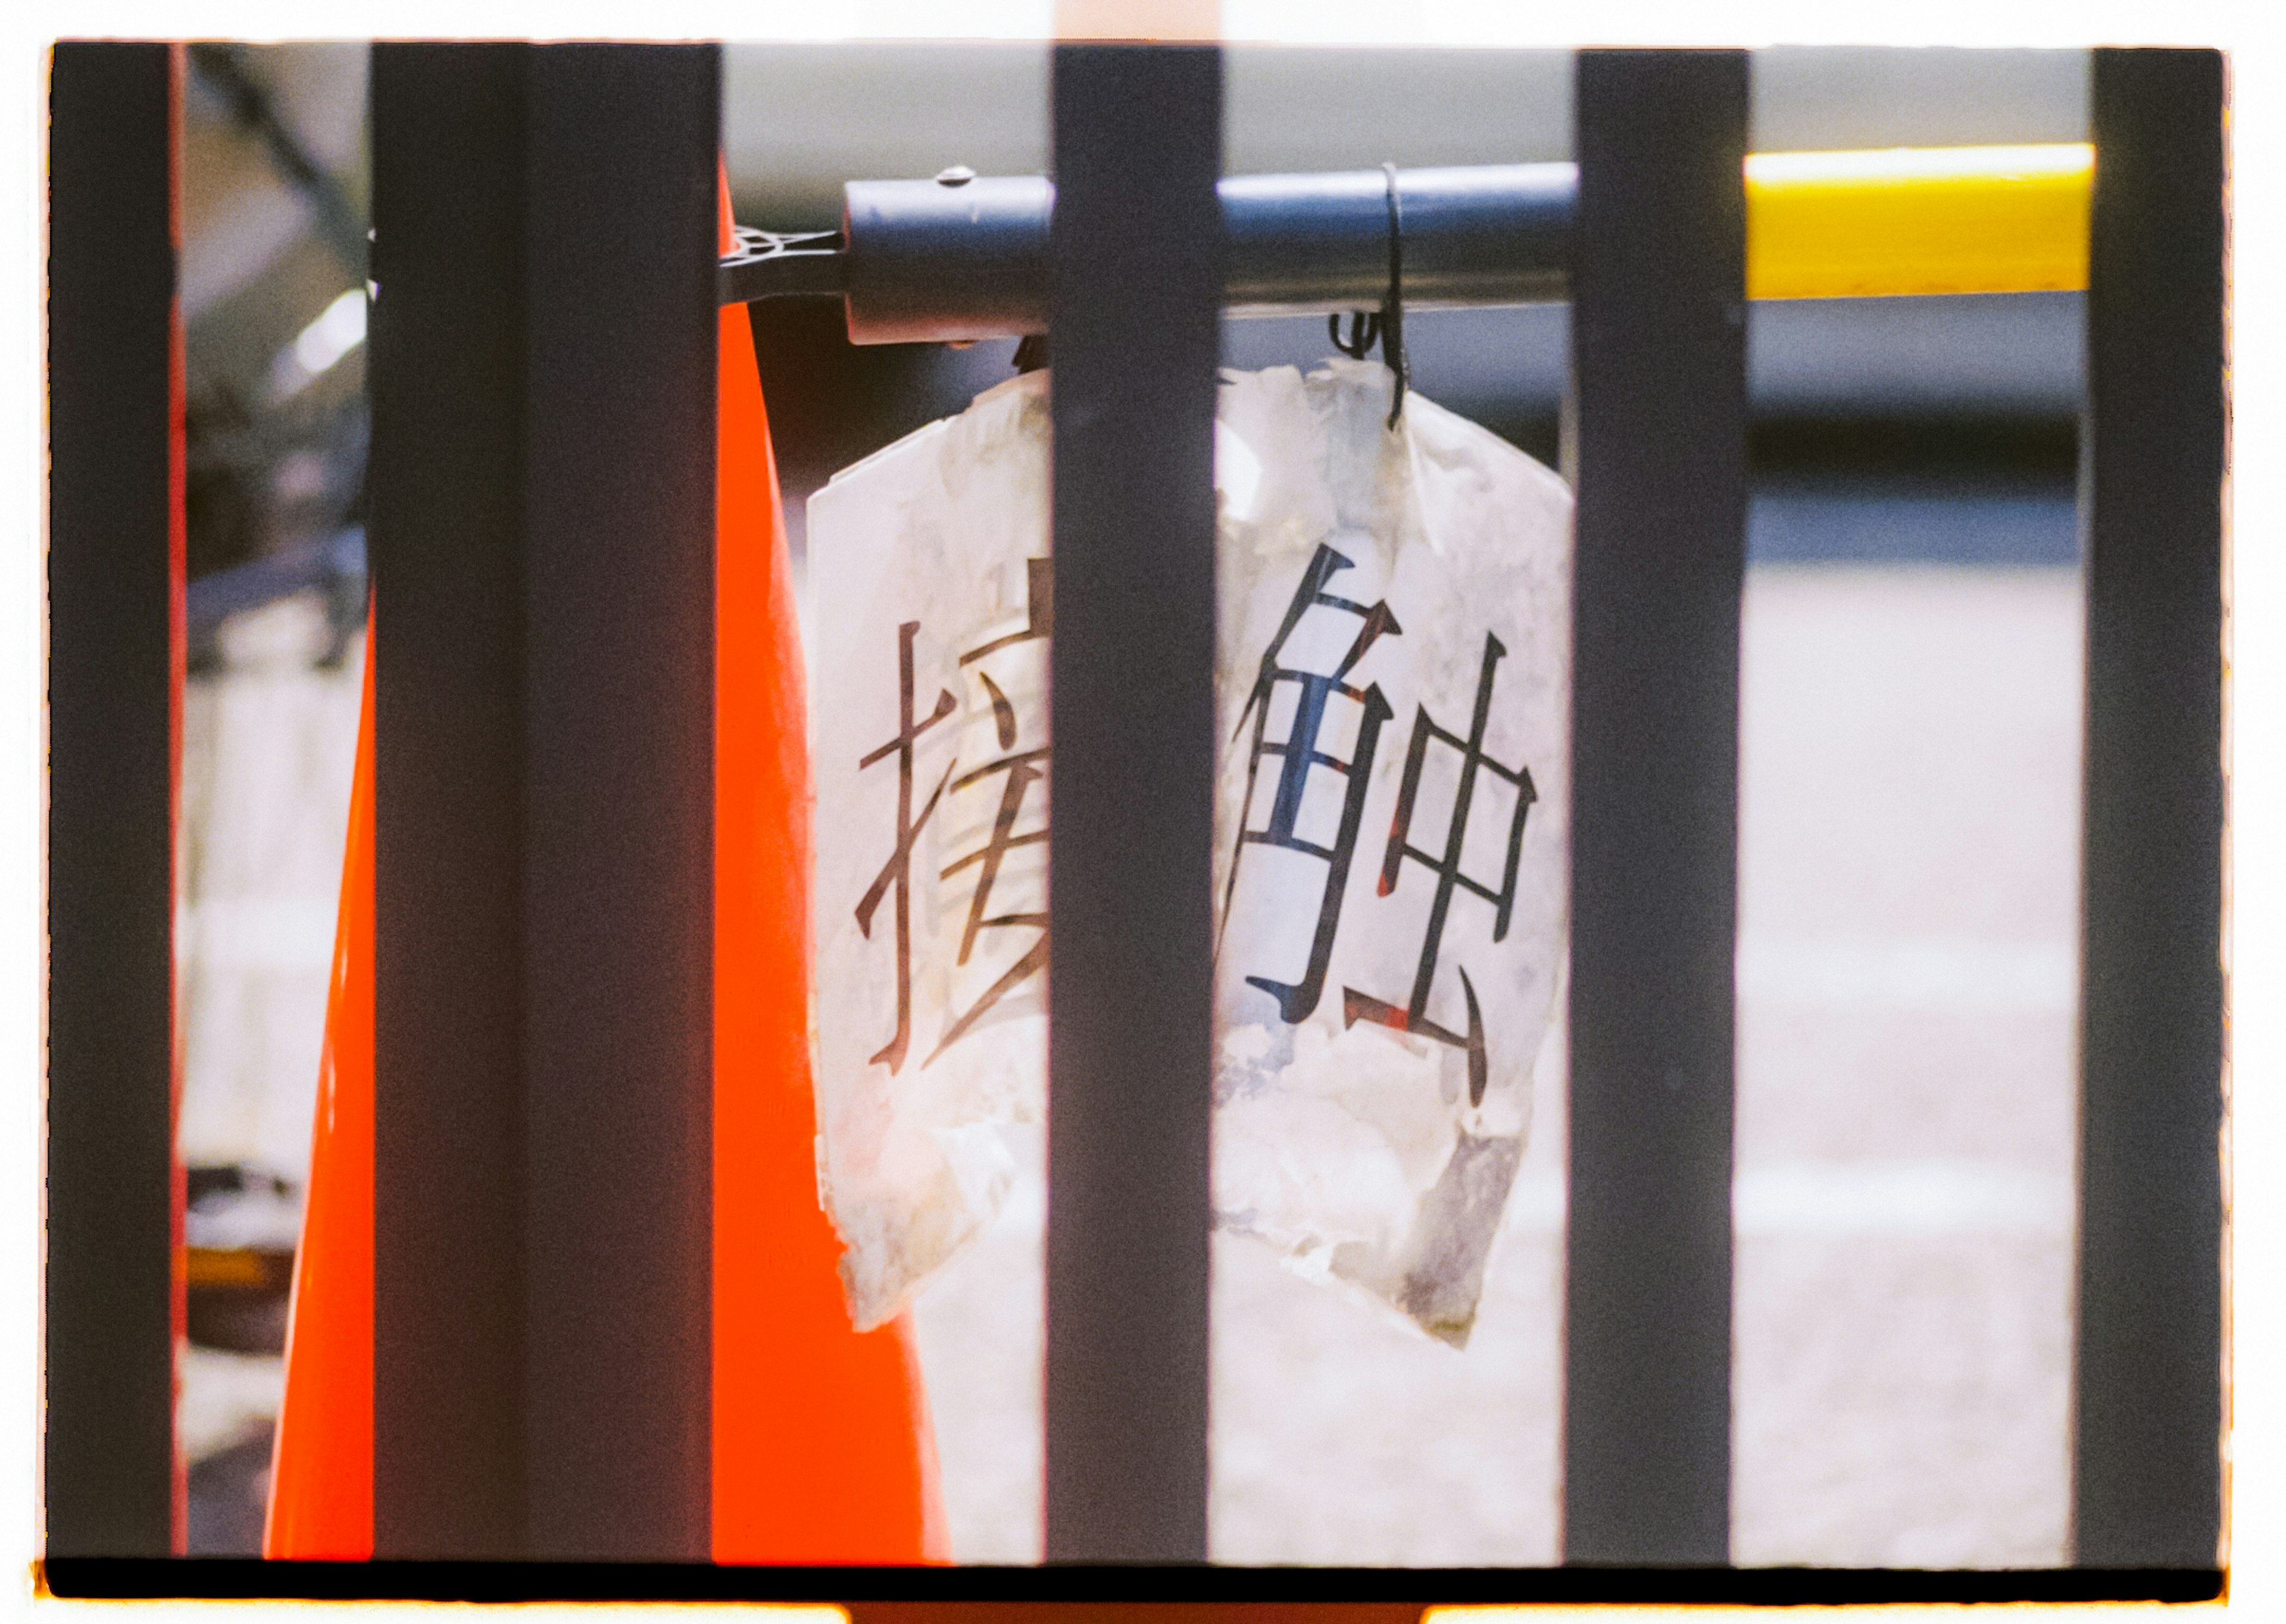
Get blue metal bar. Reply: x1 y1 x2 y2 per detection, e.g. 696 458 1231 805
729 161 1574 342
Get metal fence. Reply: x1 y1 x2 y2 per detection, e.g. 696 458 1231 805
45 38 2223 1594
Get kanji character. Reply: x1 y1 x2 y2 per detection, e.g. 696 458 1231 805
925 560 1053 1065
1221 542 1402 1023
1342 632 1537 1107
855 619 957 1073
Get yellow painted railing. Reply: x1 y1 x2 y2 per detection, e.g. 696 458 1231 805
1745 142 2093 301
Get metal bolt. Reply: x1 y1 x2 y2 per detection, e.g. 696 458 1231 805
935 165 977 187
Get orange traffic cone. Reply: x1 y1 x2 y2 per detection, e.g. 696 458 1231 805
712 166 945 1564
266 172 944 1563
264 626 374 1559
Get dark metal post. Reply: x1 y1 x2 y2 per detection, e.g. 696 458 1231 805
370 42 718 1560
45 39 182 1560
518 44 717 1561
370 45 529 1557
1045 42 1222 1564
2074 46 2226 1572
1564 49 1748 1567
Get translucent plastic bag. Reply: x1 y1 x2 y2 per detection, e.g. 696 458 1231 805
808 358 1571 1345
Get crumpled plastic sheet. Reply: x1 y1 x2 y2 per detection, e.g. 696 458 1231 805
807 358 1571 1347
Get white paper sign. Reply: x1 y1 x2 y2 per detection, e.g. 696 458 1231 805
808 359 1570 1345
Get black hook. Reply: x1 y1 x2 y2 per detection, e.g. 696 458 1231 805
1325 163 1409 430
1329 309 1381 360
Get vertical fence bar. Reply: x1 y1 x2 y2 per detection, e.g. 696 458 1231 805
2074 46 2227 1572
371 45 531 1556
1564 48 1748 1567
45 39 183 1559
519 43 717 1561
370 42 717 1559
1045 41 1223 1564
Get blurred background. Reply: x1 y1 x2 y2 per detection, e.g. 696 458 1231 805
178 42 2084 1564
173 40 369 1554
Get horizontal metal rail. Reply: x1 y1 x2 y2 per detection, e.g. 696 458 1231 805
721 144 2093 341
